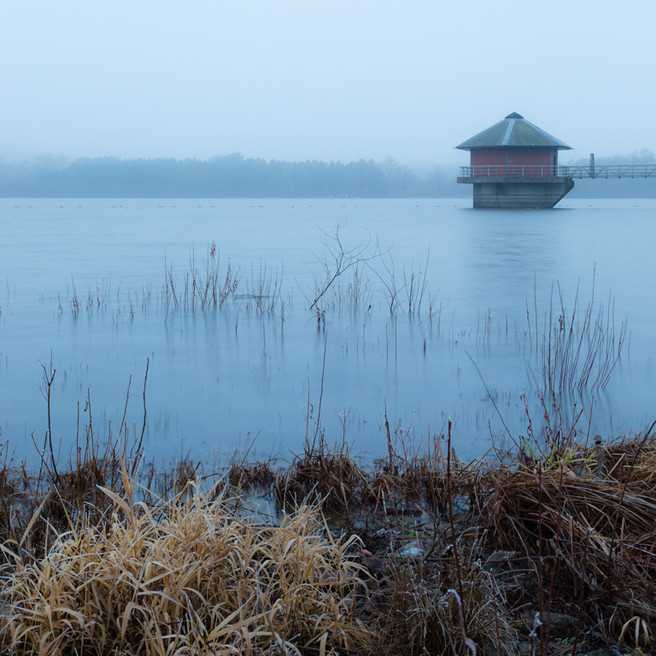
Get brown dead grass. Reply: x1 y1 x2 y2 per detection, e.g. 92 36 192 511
2 428 656 654
475 432 656 648
367 533 517 656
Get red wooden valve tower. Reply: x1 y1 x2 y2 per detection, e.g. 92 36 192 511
457 112 574 208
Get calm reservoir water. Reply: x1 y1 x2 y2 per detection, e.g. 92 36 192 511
0 197 654 466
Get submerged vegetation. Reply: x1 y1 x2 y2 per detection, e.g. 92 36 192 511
63 234 442 320
62 238 629 449
1 237 649 654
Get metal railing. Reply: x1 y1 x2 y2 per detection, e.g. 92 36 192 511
459 164 656 179
559 164 656 179
459 165 559 177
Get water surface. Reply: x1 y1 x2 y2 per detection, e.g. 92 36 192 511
0 198 654 466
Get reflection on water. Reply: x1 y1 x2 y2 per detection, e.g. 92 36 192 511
0 198 654 466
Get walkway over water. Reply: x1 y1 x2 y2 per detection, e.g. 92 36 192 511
459 164 656 179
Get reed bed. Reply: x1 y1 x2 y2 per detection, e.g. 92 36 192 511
227 459 277 493
273 435 373 514
254 428 656 653
2 419 656 654
526 279 628 399
163 242 287 315
63 237 445 322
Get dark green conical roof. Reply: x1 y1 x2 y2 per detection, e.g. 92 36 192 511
456 113 572 150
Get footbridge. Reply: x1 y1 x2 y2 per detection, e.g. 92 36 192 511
559 163 656 179
459 163 656 179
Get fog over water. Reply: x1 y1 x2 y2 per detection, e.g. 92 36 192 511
2 2 655 468
2 1 655 165
0 198 654 466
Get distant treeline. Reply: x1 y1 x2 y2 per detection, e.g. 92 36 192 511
1 151 654 198
0 154 463 198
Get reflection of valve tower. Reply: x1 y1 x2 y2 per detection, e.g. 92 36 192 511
456 112 574 209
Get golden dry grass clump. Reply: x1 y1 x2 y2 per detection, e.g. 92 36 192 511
0 474 372 656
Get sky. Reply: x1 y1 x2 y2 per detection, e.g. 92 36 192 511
2 0 655 166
